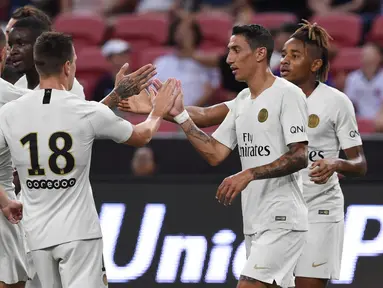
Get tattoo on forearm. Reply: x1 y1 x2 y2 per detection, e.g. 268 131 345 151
183 120 213 144
250 143 307 180
115 76 140 99
105 91 119 109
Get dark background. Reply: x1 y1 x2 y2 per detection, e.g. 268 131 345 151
90 138 383 288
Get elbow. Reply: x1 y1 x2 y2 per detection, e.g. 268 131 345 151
209 158 221 167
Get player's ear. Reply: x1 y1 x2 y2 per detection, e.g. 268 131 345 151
64 60 71 76
255 47 267 63
311 59 323 73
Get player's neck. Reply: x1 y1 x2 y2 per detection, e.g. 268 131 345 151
25 69 40 90
39 76 69 91
299 80 318 98
247 67 275 99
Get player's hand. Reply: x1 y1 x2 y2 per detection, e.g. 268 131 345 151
113 63 157 99
216 170 253 206
117 79 163 113
151 78 180 117
1 200 23 224
168 83 185 118
309 159 338 184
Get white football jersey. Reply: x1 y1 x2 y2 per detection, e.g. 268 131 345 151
0 79 29 197
0 89 133 250
302 82 362 223
213 77 309 235
15 75 86 100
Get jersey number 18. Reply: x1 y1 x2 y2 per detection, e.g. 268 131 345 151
20 132 75 176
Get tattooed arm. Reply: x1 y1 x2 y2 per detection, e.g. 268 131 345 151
215 142 308 206
101 63 157 109
248 142 308 180
180 118 232 166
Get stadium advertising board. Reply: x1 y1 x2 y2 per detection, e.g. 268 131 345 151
92 178 383 288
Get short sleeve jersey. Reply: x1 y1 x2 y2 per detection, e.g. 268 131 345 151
213 77 309 234
302 82 362 223
0 89 133 250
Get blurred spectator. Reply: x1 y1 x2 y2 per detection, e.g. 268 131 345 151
131 147 157 176
60 0 122 14
93 39 132 102
155 16 220 106
270 23 299 72
344 42 383 120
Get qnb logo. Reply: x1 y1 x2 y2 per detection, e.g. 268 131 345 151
99 203 383 284
26 178 76 189
349 130 360 138
308 150 324 162
290 126 304 134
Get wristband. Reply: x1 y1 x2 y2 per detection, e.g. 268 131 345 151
174 110 190 124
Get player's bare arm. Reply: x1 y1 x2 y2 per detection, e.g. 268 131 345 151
216 142 308 206
124 79 179 147
118 79 230 128
101 63 157 109
180 118 231 165
309 146 367 184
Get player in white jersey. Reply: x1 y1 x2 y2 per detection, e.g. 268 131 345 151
0 31 178 288
7 16 85 99
0 29 29 288
168 24 309 288
279 21 367 288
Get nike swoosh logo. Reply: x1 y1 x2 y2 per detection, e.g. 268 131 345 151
254 265 269 270
312 262 327 268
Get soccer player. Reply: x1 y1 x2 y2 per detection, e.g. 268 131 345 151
0 31 179 288
171 24 309 288
279 21 367 288
0 28 29 288
7 15 85 98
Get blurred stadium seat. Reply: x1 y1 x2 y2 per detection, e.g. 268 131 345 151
54 13 106 52
195 12 233 49
331 47 362 72
367 16 383 46
310 14 362 47
76 47 112 100
113 14 169 50
250 13 297 29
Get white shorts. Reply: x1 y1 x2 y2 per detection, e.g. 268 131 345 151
25 252 41 288
0 211 28 284
294 220 344 280
31 238 108 288
242 229 306 288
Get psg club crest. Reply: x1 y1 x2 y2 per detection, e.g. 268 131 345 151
308 114 320 128
258 108 268 123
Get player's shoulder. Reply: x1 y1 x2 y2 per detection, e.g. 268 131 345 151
318 82 353 108
70 77 85 99
236 88 251 100
275 77 306 101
